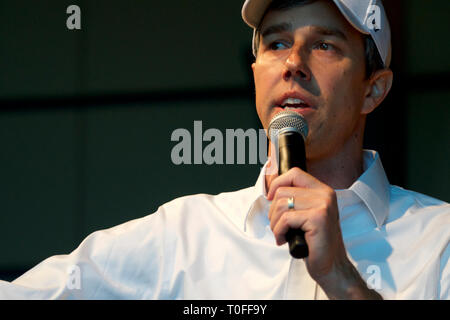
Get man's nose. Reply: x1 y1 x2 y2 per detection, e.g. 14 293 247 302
282 48 311 82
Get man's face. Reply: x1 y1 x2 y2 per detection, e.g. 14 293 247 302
252 0 370 160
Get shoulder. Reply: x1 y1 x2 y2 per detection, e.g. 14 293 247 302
92 185 256 243
155 185 256 225
389 185 449 214
162 186 255 209
387 185 450 238
379 186 449 299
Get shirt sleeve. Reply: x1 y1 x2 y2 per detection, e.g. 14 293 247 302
0 209 168 299
0 228 115 299
439 241 450 300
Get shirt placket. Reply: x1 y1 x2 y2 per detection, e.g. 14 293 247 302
283 257 318 300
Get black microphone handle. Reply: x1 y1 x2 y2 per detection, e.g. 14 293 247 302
278 131 309 259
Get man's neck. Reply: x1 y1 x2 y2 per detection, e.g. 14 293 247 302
305 147 364 189
265 140 364 192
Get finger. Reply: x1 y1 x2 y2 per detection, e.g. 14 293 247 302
271 186 325 206
269 197 293 231
267 167 324 200
268 193 323 229
272 209 311 246
268 187 298 222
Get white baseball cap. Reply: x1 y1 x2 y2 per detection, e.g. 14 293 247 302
242 0 391 67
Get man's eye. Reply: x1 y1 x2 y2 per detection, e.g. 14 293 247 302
269 41 288 50
315 42 333 51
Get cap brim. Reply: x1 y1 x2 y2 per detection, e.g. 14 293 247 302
242 0 272 28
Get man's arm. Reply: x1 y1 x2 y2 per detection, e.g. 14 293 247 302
314 256 382 300
0 211 167 299
439 242 449 300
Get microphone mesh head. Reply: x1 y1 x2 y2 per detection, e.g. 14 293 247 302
268 110 308 140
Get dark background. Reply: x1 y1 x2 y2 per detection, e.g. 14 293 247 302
1 0 449 281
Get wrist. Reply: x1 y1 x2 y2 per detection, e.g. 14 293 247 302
315 259 382 300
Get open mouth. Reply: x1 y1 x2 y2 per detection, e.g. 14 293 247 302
276 98 311 110
277 97 311 109
272 95 316 118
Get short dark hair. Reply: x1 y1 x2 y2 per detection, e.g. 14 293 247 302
253 0 385 78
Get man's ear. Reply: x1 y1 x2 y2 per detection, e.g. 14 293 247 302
361 68 393 115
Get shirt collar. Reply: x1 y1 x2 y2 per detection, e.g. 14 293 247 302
243 149 390 231
348 150 390 228
242 160 274 232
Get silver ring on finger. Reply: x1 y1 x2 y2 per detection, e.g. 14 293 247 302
287 197 295 210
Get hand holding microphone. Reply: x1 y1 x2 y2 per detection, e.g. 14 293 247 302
267 110 350 287
268 110 309 259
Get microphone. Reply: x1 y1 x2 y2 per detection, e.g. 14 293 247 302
268 110 309 259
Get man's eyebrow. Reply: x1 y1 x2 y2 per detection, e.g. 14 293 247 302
310 26 348 41
260 23 292 38
260 23 348 42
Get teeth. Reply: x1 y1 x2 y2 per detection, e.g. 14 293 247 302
282 98 304 106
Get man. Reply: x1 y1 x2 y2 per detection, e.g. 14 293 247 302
0 0 448 299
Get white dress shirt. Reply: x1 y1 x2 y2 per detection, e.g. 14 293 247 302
0 150 449 299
